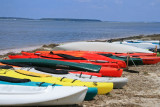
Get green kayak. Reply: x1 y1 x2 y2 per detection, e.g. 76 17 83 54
99 54 143 65
0 58 101 72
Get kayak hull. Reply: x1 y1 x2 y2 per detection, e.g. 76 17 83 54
0 84 87 106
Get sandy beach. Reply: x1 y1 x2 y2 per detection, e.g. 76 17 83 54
0 45 42 56
0 34 160 107
82 63 160 107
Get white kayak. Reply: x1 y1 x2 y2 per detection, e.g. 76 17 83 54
53 41 153 53
20 68 128 89
136 40 159 44
112 41 159 49
0 84 87 106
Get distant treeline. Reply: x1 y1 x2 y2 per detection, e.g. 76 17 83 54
40 18 101 22
0 17 33 20
0 17 101 22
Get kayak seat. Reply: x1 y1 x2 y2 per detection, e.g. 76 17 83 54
0 75 31 83
98 54 113 57
0 65 13 69
55 54 87 60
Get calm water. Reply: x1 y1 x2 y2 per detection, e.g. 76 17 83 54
0 19 160 50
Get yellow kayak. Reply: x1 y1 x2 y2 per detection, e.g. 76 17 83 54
0 69 113 94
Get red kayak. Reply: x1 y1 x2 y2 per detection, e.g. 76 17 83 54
132 56 160 64
98 52 160 65
35 50 157 57
35 51 126 68
35 50 160 65
11 53 120 68
94 51 157 57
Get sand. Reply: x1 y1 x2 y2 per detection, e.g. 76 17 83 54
0 45 42 55
81 63 160 107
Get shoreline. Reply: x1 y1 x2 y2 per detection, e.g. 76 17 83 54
0 45 42 56
0 33 160 57
89 34 160 42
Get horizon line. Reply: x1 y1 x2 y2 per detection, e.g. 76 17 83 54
0 16 160 23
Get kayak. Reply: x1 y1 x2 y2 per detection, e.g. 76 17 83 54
0 84 87 106
35 51 126 68
1 58 123 77
0 63 103 77
87 51 160 64
53 41 153 53
98 53 160 65
97 53 143 65
0 74 97 101
112 41 159 49
132 56 160 64
94 51 157 57
35 50 157 57
133 40 160 44
0 69 113 95
0 58 102 73
21 67 128 89
0 75 61 86
97 52 160 65
35 67 103 77
27 51 126 68
9 54 120 68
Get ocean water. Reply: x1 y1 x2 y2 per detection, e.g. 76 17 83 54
0 19 160 50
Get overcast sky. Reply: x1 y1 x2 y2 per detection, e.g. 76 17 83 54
0 0 160 22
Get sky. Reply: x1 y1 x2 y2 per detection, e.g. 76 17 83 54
0 0 160 22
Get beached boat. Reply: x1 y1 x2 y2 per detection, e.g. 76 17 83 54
130 40 160 44
0 69 113 95
0 63 103 77
53 41 153 53
35 50 157 57
95 51 157 57
97 53 143 65
97 52 160 64
112 41 159 49
19 67 127 89
0 84 87 106
0 74 97 101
